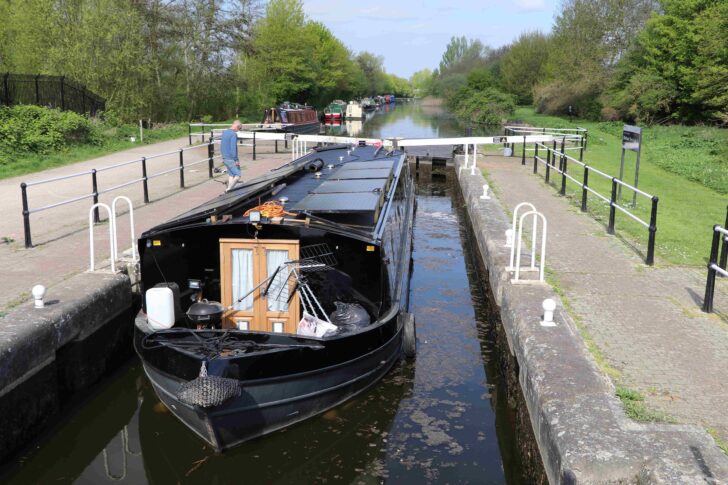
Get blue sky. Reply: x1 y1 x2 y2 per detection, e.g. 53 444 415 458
304 0 560 79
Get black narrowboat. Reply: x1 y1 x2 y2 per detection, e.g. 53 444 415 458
134 142 416 451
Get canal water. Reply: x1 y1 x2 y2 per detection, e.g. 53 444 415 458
1 103 529 484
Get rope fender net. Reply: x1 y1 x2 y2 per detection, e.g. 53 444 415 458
177 361 241 408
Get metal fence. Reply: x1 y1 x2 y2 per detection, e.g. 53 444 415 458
703 206 728 313
1 73 105 116
531 140 659 265
20 141 218 248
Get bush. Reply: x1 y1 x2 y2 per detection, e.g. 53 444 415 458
452 87 516 125
0 105 99 154
533 79 603 119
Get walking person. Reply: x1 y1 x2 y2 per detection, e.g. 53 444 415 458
221 120 242 192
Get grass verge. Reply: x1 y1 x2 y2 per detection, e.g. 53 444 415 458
708 428 728 455
505 107 727 266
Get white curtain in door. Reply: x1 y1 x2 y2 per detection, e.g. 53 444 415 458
267 249 289 312
232 249 254 311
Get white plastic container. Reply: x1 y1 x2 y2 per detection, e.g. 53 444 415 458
146 287 175 330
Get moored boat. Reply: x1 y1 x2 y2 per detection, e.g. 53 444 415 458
133 142 416 451
323 100 346 120
345 100 364 119
261 101 320 134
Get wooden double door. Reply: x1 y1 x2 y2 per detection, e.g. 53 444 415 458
220 239 300 334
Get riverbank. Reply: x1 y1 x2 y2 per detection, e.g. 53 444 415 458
458 150 728 481
506 107 728 266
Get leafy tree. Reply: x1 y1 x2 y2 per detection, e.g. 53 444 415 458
500 31 550 104
409 69 434 97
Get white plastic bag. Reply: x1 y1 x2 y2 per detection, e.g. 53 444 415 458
297 312 337 337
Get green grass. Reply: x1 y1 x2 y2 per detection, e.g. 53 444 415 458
616 387 675 423
708 428 728 455
503 107 728 266
0 122 191 180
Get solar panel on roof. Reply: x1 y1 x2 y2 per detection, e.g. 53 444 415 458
291 192 381 213
338 160 395 170
332 168 392 179
312 179 387 194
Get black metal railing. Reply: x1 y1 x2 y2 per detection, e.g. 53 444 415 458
1 73 105 116
20 141 218 248
703 206 728 313
532 141 659 265
503 126 588 162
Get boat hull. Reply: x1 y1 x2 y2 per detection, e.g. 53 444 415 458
139 323 403 451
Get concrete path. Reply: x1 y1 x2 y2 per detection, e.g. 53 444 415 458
479 154 728 444
0 137 292 312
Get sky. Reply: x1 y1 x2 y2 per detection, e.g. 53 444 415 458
304 0 560 79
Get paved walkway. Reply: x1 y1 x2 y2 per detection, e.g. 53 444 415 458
479 155 728 443
0 137 292 312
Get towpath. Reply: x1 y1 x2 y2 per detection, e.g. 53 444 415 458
0 137 291 312
478 154 728 445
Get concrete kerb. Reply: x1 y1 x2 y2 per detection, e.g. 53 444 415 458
0 271 133 461
455 155 728 483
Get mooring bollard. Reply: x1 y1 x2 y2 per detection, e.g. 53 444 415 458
32 284 46 308
480 184 491 200
540 299 556 326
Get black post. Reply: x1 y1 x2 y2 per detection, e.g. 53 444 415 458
21 182 32 248
545 149 551 183
91 169 100 223
253 131 257 161
35 75 40 104
608 178 618 234
208 141 214 178
285 136 288 149
720 205 728 271
645 196 659 266
560 153 567 195
188 124 192 145
179 149 185 188
533 144 538 174
141 157 149 203
521 135 526 165
552 140 557 165
581 166 589 212
60 76 65 110
275 140 278 153
703 227 721 313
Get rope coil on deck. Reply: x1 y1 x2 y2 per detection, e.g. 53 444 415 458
243 201 296 218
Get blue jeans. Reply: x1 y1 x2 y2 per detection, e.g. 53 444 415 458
223 159 240 177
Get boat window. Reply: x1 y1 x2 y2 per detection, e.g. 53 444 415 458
266 249 290 312
232 249 254 311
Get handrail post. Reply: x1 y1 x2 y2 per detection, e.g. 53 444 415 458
21 182 32 248
703 227 721 313
533 143 538 174
608 178 617 234
91 169 100 223
551 140 557 165
521 135 526 165
560 152 567 195
579 136 584 162
720 205 728 271
253 131 257 161
646 196 658 265
545 148 551 183
179 149 185 188
141 157 149 203
581 166 589 212
188 124 192 145
208 141 214 178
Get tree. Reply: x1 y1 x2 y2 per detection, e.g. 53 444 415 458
409 69 434 97
500 31 550 104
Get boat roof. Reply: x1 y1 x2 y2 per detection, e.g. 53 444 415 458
143 144 405 240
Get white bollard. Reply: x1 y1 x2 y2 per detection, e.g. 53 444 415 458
505 229 514 248
470 144 477 175
540 299 556 326
480 184 491 200
32 284 46 308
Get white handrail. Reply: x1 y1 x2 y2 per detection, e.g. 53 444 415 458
513 210 547 283
508 202 537 267
89 203 115 272
111 196 137 263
